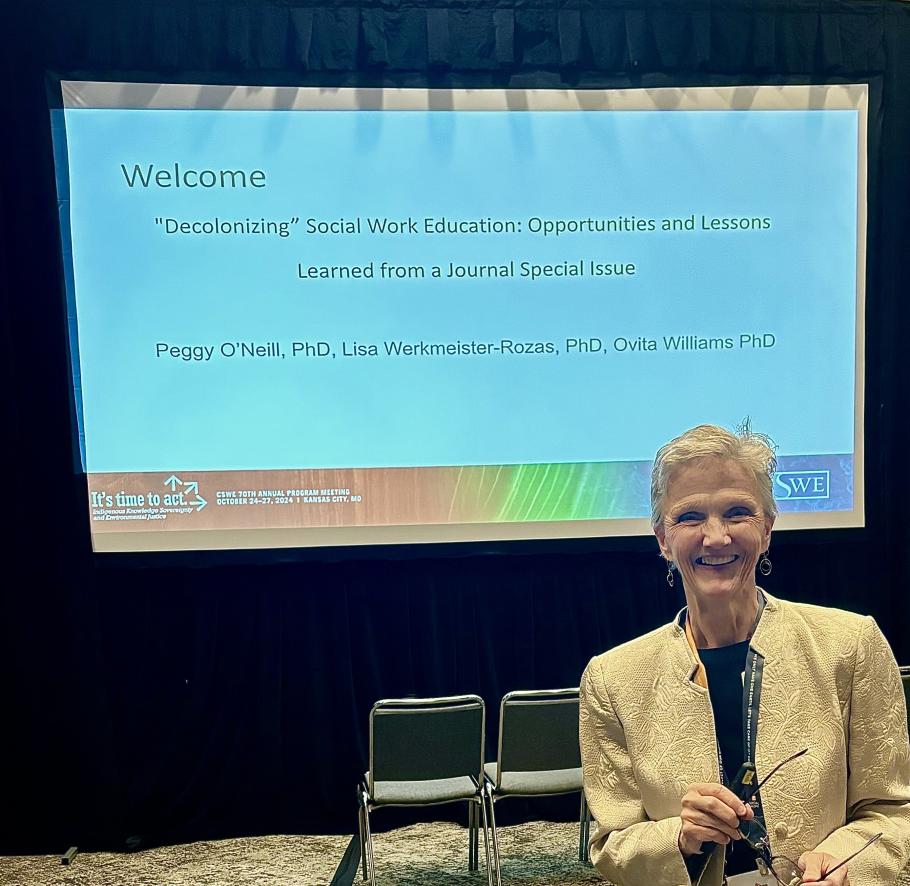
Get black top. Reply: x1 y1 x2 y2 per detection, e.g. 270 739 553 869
700 639 754 877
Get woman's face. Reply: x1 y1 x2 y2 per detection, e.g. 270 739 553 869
654 457 773 603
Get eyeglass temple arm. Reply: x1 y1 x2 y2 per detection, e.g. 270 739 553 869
812 832 883 879
749 748 810 800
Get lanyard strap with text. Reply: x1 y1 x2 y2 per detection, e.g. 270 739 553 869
715 590 767 788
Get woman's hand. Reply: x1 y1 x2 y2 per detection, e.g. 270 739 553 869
798 851 849 885
677 782 754 856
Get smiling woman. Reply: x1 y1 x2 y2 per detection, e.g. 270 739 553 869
653 431 776 649
579 424 910 886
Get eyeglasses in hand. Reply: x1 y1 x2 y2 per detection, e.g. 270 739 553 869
735 749 882 886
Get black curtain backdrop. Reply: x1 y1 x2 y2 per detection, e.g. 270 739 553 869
3 0 910 856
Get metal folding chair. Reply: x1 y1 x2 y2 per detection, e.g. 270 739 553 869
357 694 494 885
483 688 591 885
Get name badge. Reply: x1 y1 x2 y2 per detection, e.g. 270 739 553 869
726 871 777 886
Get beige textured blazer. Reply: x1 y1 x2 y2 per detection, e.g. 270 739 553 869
580 592 910 885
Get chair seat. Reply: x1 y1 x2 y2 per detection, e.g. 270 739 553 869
366 771 480 805
484 762 582 796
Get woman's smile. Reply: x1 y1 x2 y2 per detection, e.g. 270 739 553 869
695 555 739 567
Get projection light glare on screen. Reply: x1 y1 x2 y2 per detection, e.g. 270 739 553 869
51 81 867 552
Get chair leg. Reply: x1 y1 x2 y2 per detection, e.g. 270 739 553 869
579 791 591 864
357 801 368 881
359 787 376 883
484 783 502 886
468 798 477 871
473 800 480 870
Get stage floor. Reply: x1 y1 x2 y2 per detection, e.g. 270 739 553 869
8 821 910 886
0 821 604 886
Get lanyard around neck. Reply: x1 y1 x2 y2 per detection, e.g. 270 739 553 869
684 590 767 785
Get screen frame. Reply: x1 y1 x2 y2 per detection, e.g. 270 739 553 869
49 77 870 555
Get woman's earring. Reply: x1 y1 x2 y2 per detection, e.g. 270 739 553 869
666 562 675 587
759 551 772 577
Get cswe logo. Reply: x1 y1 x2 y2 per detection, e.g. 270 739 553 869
773 470 830 500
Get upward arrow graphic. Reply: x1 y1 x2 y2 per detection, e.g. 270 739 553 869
164 475 182 491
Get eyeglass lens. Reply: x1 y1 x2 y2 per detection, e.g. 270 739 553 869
769 856 802 886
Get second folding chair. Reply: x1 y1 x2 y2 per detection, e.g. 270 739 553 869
484 688 591 885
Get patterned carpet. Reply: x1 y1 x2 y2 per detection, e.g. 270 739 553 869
6 822 910 886
0 821 603 886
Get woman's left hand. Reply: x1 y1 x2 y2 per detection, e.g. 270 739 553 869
798 851 849 885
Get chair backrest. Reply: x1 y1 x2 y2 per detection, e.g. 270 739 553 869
369 695 485 793
496 688 580 782
900 667 910 732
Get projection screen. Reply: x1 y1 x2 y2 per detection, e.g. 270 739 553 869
51 81 867 552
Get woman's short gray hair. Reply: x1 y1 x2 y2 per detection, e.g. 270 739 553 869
650 422 778 527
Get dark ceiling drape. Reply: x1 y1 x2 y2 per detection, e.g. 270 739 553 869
3 0 910 855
